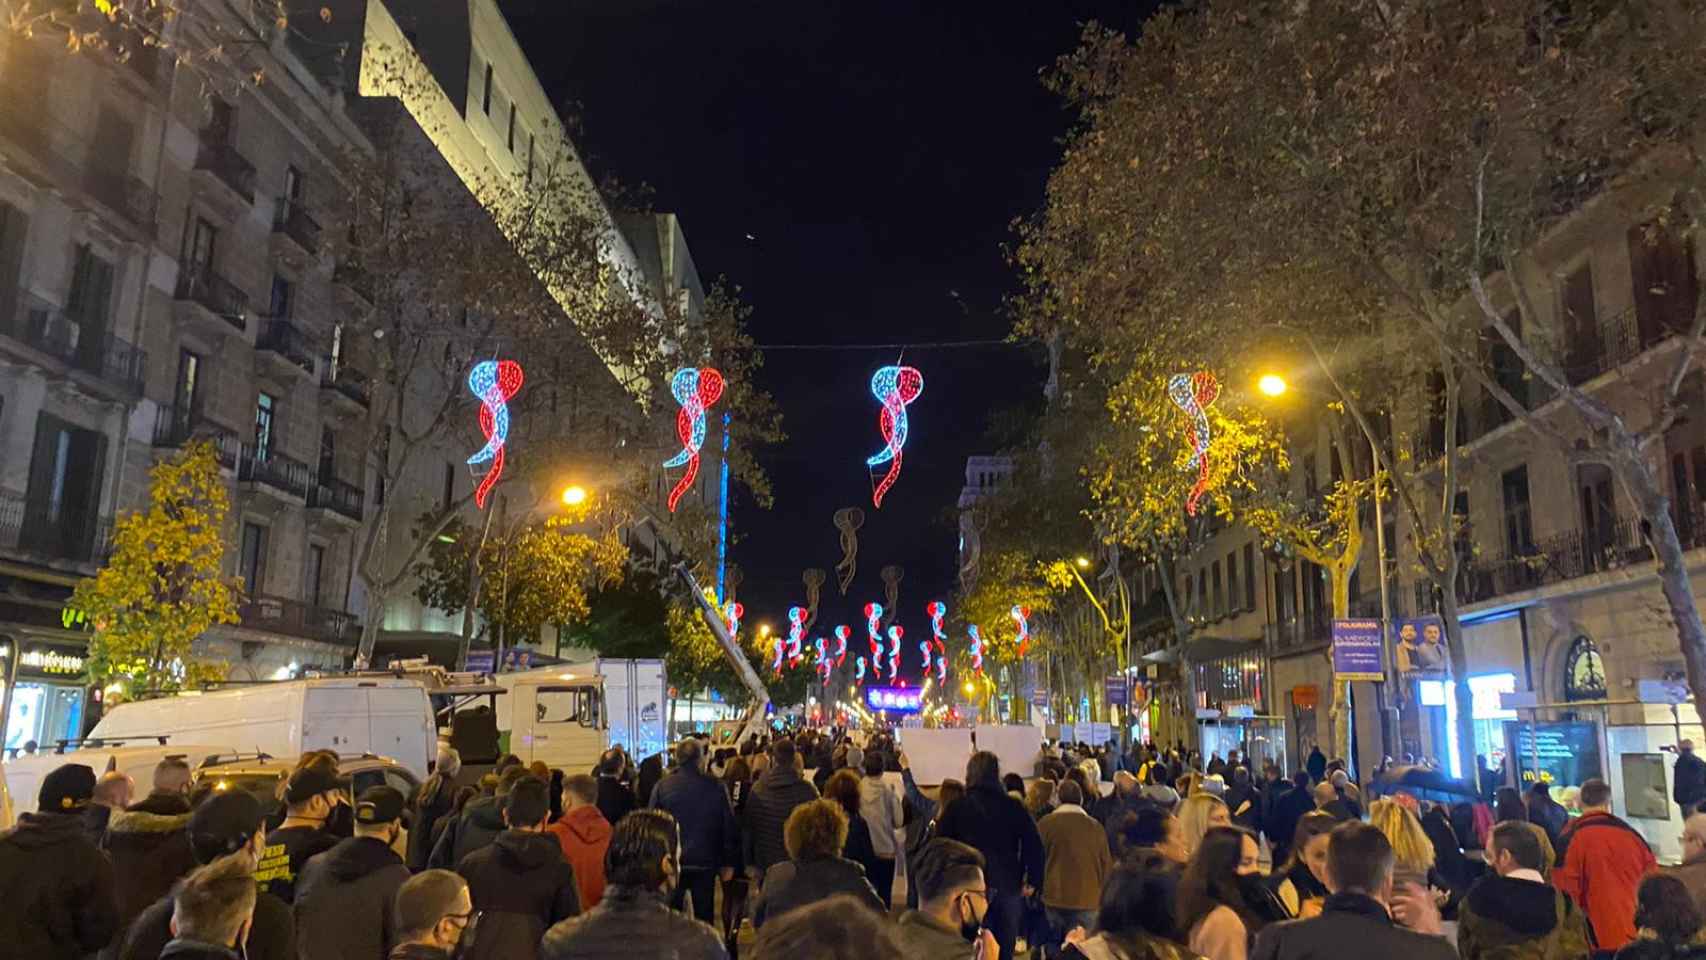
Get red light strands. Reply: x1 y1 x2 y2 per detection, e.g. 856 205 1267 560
866 365 924 508
1011 605 1032 657
663 367 726 513
466 360 524 509
968 625 984 674
865 603 884 676
833 625 850 667
1167 370 1221 516
886 624 903 680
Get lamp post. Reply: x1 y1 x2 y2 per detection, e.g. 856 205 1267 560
1257 373 1399 761
1062 554 1132 726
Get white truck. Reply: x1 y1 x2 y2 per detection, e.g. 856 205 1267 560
472 659 666 774
85 677 437 776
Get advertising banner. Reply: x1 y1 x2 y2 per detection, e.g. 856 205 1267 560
1104 675 1129 706
1331 619 1385 681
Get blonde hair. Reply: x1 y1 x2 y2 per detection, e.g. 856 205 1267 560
1176 793 1229 856
1368 798 1435 874
1025 779 1057 817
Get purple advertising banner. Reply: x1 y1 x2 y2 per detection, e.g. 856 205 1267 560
1331 619 1385 681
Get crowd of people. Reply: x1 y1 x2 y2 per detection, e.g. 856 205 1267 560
0 730 1696 960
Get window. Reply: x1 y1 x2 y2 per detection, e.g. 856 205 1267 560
1242 543 1256 610
1629 221 1698 351
507 103 517 152
0 200 30 322
1501 465 1534 555
92 108 135 178
374 427 390 505
254 393 275 461
239 521 268 594
442 462 455 511
1579 464 1618 568
1196 570 1207 617
318 426 334 484
1487 309 1527 423
67 245 115 346
1211 561 1223 616
1561 262 1600 383
482 63 493 114
173 350 200 426
536 686 598 727
187 217 217 273
1302 453 1318 501
268 274 293 319
1226 550 1239 615
22 413 106 558
206 97 234 144
1329 444 1344 487
304 543 324 607
283 165 303 209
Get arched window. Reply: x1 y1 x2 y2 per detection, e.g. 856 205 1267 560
1563 634 1607 702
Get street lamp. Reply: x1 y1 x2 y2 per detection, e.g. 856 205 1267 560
758 624 772 639
1258 374 1289 397
560 485 588 507
1075 556 1091 569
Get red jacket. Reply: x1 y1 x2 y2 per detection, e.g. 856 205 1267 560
547 805 613 910
1552 809 1656 950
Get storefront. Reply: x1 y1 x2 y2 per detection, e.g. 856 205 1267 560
1 636 92 754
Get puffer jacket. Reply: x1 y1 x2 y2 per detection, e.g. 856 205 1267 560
104 794 196 940
1457 874 1591 960
0 810 121 960
457 829 580 960
429 794 506 870
858 775 904 859
752 855 885 927
649 766 739 872
294 835 412 960
741 765 819 873
539 884 726 960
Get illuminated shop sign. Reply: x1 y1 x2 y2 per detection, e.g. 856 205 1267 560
865 686 923 714
0 643 88 677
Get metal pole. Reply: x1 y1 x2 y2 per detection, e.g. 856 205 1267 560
1369 426 1401 762
0 636 17 755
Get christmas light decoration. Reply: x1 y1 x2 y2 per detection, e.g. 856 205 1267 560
833 508 864 595
771 638 784 677
833 626 850 667
927 601 947 644
886 624 903 680
936 647 947 684
1167 370 1221 516
855 656 867 685
663 367 726 513
866 365 924 508
814 638 830 681
968 625 984 674
1011 605 1032 657
919 639 933 674
465 359 524 509
786 607 806 668
722 601 744 640
865 603 884 675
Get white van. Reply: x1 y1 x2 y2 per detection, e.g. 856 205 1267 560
4 741 236 815
88 678 436 776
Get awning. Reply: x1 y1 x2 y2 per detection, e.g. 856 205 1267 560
1141 635 1263 665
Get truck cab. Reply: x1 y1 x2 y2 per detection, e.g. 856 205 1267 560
502 671 607 774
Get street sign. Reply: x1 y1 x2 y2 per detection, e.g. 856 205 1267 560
1030 687 1049 707
1104 675 1129 706
1331 619 1385 681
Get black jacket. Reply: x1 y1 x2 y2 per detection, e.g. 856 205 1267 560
104 793 196 938
595 775 636 828
636 755 665 808
1678 752 1706 811
1251 892 1457 960
390 946 453 960
458 829 581 960
120 884 295 960
742 765 819 873
539 884 726 960
0 810 121 960
409 773 459 871
1527 794 1569 850
1266 787 1316 861
257 824 340 904
295 835 412 960
1619 941 1706 960
429 794 506 870
935 783 1045 895
752 856 884 927
649 767 739 872
158 940 242 960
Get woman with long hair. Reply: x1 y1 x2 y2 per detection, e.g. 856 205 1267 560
1060 864 1205 960
1026 778 1058 820
1177 793 1231 860
824 769 882 886
1268 812 1335 919
1367 798 1438 891
1176 827 1283 960
1617 873 1706 960
1494 786 1528 824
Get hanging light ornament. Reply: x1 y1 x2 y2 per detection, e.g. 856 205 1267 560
771 638 785 677
832 508 864 595
722 601 744 640
864 603 884 676
786 606 806 668
662 367 726 513
814 638 831 681
465 360 524 509
855 656 868 686
886 624 903 680
866 365 924 508
1011 605 1032 657
968 625 985 674
833 626 850 667
1167 370 1221 516
936 646 948 684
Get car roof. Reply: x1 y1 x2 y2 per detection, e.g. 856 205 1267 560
192 753 410 778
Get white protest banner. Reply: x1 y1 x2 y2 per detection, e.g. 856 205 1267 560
974 724 1043 780
896 727 975 785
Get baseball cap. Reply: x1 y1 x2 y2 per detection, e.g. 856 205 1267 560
38 763 96 812
355 785 406 825
188 790 264 862
284 764 343 806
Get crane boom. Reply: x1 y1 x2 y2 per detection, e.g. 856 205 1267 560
674 563 772 746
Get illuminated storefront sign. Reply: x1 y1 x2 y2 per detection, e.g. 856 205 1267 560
865 686 923 714
0 643 88 678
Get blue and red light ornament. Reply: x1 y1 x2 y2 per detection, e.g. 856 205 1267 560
786 606 806 668
967 625 984 674
886 624 903 680
1167 370 1220 516
833 626 850 667
465 360 524 509
864 603 884 675
1011 605 1031 657
663 367 726 513
866 365 924 508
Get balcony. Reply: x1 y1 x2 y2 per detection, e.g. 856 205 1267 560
271 202 321 263
332 261 375 311
151 405 240 468
1269 608 1330 652
307 477 364 524
237 444 310 502
173 266 248 335
0 490 112 566
254 318 317 380
82 165 157 238
319 360 371 420
0 297 145 400
192 139 256 210
237 594 358 646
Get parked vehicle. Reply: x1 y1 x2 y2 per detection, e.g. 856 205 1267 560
191 751 421 818
3 739 237 815
87 677 437 776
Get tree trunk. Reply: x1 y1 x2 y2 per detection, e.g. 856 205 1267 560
1328 564 1353 765
1435 585 1480 788
1622 455 1706 711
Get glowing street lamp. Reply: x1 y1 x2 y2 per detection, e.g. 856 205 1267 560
1075 556 1091 569
1257 374 1288 397
560 485 589 506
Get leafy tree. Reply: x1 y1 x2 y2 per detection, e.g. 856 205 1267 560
71 443 238 696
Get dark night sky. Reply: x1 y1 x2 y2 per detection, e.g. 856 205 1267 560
503 1 1154 666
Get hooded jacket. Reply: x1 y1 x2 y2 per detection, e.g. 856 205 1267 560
858 775 905 859
547 806 612 909
539 884 725 960
1554 810 1658 950
104 793 196 938
742 765 819 873
0 810 121 960
458 828 581 960
429 794 507 870
1457 874 1591 960
294 835 412 960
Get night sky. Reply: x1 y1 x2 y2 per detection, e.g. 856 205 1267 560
504 1 1154 664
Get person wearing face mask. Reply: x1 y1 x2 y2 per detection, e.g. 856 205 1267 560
1268 813 1335 920
106 757 198 949
257 765 345 904
292 786 414 960
539 808 727 960
160 853 259 960
455 776 580 960
390 870 479 960
895 838 1001 960
1177 827 1288 960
